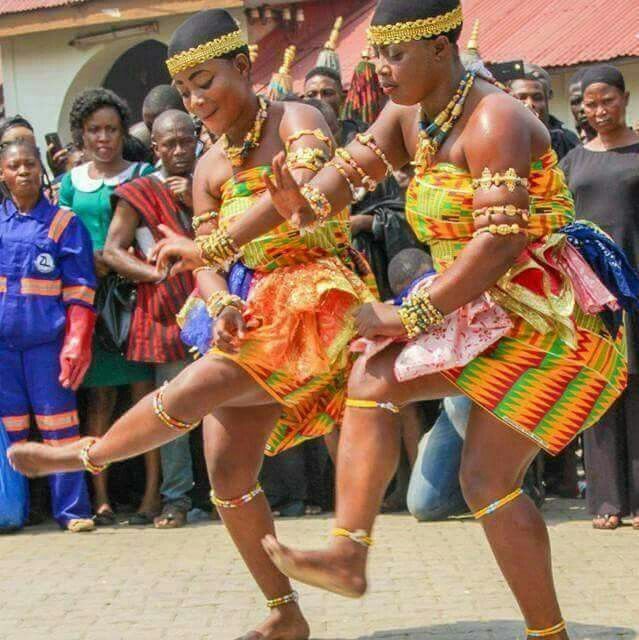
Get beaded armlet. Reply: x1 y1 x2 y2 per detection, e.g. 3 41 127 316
286 147 328 173
472 168 529 192
285 129 333 155
192 210 218 232
335 148 378 192
355 133 393 177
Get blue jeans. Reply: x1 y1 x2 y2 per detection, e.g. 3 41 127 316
407 396 471 521
156 361 194 510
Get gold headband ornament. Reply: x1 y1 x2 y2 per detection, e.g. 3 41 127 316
166 29 247 77
367 5 463 47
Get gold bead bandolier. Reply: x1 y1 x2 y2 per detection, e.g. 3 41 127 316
414 71 476 170
221 95 269 167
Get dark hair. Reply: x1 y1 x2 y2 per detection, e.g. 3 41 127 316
305 66 343 88
581 64 626 94
143 84 186 116
371 0 463 44
387 248 433 296
168 9 250 67
0 138 40 163
69 88 131 147
0 115 34 143
568 68 586 89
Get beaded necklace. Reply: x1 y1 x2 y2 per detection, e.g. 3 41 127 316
221 95 269 168
414 71 476 169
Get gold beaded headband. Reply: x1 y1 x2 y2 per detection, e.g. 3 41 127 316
166 29 247 77
367 5 463 47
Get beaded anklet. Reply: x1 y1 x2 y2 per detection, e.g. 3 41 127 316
266 591 299 609
473 488 523 519
210 482 264 509
153 384 199 433
80 439 109 476
332 528 374 547
526 620 567 637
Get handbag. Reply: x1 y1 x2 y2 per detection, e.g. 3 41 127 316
94 273 137 354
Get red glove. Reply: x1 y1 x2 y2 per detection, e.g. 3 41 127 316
59 305 97 391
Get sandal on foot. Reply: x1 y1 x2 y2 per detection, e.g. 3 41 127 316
129 511 158 526
154 504 187 529
94 510 116 527
67 518 96 533
592 514 621 530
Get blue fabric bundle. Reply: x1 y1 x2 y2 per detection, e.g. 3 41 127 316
180 262 254 356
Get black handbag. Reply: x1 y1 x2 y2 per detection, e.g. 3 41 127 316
94 273 137 354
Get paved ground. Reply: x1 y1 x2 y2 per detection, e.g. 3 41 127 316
0 498 637 640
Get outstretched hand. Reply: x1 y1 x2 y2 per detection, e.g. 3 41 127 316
150 224 204 277
263 152 317 230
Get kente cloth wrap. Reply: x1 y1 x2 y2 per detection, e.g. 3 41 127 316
179 166 376 456
404 150 627 455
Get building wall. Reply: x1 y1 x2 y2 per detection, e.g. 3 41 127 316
0 7 245 148
549 59 639 133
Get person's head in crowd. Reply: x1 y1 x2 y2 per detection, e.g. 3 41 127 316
0 139 44 209
388 248 434 298
151 109 197 177
581 65 631 140
568 68 596 141
142 84 186 133
0 115 36 146
304 67 344 120
128 121 154 163
303 97 340 137
510 63 552 126
64 144 86 171
168 9 253 140
70 88 131 167
393 163 414 191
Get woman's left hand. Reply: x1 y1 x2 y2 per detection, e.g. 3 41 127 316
355 302 407 339
150 224 204 276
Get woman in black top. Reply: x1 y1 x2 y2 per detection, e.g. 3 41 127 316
561 65 639 531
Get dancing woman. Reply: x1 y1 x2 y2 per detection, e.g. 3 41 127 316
8 9 374 640
255 2 629 638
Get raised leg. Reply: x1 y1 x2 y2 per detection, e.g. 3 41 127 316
460 405 568 640
263 343 456 597
205 407 309 640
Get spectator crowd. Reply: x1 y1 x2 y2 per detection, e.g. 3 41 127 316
0 30 637 534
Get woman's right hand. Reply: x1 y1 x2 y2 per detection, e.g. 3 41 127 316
263 152 317 230
214 307 260 354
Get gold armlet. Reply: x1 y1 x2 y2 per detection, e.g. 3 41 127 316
335 148 378 192
355 133 394 177
472 206 530 223
195 229 242 271
205 291 245 319
193 266 222 277
326 159 359 201
286 147 327 173
300 184 332 233
398 289 445 339
473 223 527 239
471 168 530 192
285 129 333 154
192 210 218 231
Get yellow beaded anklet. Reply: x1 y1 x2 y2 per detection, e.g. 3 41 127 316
345 398 401 414
153 384 199 433
526 620 567 637
473 488 524 519
79 439 109 476
266 591 299 609
333 528 374 547
210 482 264 509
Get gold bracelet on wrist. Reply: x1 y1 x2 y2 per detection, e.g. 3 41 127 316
355 133 393 177
195 228 241 271
205 291 245 319
299 184 332 234
192 210 218 231
335 148 378 192
398 289 445 339
326 159 359 201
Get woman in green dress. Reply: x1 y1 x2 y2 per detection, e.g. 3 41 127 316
59 89 159 525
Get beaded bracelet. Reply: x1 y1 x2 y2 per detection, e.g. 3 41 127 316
80 439 109 476
195 228 241 271
285 129 333 154
205 290 245 319
286 147 327 173
472 205 530 222
300 184 332 232
192 210 218 231
398 289 445 339
335 148 378 192
153 384 199 432
472 168 529 192
326 159 359 201
473 223 527 238
355 133 394 176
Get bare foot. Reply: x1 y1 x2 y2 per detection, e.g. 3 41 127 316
7 438 90 478
262 535 367 598
592 514 621 530
236 604 310 640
